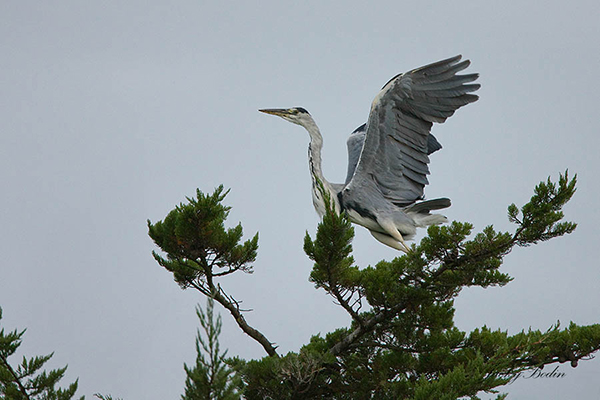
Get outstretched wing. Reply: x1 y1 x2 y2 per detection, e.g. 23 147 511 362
345 124 443 186
345 55 479 206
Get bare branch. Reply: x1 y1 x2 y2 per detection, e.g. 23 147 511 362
211 288 278 357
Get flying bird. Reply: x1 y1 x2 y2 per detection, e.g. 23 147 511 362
260 55 479 252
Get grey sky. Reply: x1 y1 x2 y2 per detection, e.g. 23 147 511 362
1 1 599 398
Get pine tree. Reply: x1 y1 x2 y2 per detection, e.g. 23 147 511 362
0 308 83 400
182 298 242 400
148 171 600 399
147 186 273 357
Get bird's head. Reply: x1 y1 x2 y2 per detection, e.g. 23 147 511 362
259 107 313 127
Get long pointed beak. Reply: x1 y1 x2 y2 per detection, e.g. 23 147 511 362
259 108 289 117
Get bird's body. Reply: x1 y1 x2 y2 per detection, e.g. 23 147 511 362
260 55 479 252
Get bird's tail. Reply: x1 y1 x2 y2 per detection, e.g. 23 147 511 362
404 198 451 214
404 198 451 228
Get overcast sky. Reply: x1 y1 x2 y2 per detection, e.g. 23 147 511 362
2 1 599 399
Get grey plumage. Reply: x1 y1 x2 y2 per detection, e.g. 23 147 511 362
344 123 442 186
260 55 479 252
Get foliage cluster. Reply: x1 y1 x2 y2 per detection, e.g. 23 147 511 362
0 308 82 400
1 171 596 399
148 171 600 399
182 298 242 400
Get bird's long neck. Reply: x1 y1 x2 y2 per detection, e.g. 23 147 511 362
303 119 340 216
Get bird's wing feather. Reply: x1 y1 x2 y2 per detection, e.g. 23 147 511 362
345 55 479 206
344 127 443 186
345 124 366 185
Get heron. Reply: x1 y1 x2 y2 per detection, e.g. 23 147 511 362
260 55 479 252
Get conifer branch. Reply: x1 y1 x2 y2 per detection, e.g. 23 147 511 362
148 186 278 358
0 307 82 399
328 171 580 358
325 271 364 327
305 179 364 327
0 352 31 400
329 309 392 356
148 173 597 398
212 289 278 357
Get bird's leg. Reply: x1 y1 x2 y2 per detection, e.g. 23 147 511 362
369 231 411 253
377 220 412 253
